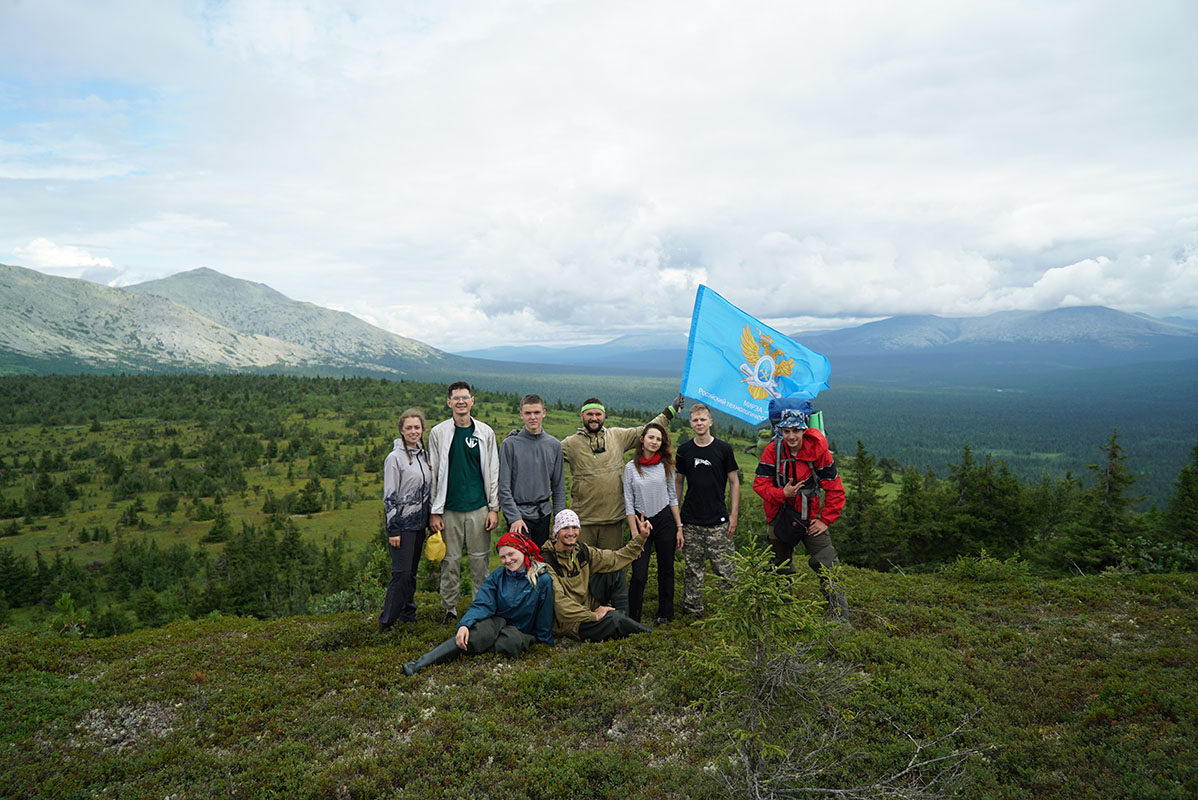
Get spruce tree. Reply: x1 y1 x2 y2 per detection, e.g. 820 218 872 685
1057 429 1142 571
838 440 895 570
1164 443 1198 546
1088 429 1141 540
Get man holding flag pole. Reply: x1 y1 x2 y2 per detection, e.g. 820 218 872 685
679 286 850 625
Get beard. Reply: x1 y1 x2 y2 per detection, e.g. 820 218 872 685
584 419 604 434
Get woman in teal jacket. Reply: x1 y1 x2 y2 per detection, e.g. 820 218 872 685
403 531 553 675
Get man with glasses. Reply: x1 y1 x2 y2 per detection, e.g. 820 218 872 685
429 381 500 624
560 394 683 610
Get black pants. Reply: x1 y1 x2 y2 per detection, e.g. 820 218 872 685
523 515 552 550
379 529 425 627
578 610 651 642
588 570 630 614
629 506 678 622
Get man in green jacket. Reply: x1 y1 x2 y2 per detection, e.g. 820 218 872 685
560 394 683 609
541 510 651 641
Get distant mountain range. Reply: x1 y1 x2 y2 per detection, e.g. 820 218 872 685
0 263 464 377
457 333 692 374
3 261 1195 385
793 307 1198 355
460 306 1198 382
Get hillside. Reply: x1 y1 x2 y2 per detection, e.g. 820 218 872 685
2 374 1194 797
124 268 445 369
0 263 467 378
6 261 1194 384
0 263 317 371
4 565 1194 799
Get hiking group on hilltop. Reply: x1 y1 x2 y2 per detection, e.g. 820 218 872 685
385 381 848 675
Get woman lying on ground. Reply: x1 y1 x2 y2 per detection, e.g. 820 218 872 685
403 530 554 676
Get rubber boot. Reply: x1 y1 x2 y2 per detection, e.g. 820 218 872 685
821 587 852 626
402 636 462 676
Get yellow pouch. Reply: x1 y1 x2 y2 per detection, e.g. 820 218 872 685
423 531 446 562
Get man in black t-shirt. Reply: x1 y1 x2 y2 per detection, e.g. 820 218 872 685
674 403 740 615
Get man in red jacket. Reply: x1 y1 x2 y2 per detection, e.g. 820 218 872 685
753 400 850 624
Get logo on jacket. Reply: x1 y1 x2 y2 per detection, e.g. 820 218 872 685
738 325 795 400
466 436 479 449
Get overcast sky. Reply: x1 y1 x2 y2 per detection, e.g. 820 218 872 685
2 1 1196 351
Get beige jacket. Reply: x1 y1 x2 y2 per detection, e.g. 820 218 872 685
541 538 646 639
560 407 673 525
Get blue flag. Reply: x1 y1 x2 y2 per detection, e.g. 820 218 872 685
680 285 831 426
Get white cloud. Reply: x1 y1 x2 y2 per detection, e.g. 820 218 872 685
1 0 1197 349
12 238 114 271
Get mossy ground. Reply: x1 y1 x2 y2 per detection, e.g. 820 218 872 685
4 566 1194 799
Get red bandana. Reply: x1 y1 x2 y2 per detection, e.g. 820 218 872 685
496 530 543 567
638 452 662 467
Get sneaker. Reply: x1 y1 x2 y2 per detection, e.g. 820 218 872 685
440 610 457 625
655 617 670 626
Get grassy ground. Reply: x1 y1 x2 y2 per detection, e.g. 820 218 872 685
3 564 1193 799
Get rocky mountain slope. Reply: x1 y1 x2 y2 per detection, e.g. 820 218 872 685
0 263 457 376
124 268 442 365
0 263 317 371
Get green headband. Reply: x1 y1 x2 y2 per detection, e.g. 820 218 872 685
580 402 605 412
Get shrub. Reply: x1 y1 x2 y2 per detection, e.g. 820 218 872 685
689 542 986 799
939 549 1029 582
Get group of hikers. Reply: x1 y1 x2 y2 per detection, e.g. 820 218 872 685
381 381 848 676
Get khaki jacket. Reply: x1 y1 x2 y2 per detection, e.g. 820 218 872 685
560 407 673 525
541 538 646 639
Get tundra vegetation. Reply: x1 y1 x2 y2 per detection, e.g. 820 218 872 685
1 374 1195 798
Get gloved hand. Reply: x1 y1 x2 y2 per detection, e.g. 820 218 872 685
671 393 685 414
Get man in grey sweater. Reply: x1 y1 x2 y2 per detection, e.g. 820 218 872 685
498 394 566 548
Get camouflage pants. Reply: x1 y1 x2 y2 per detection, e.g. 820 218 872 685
682 522 735 615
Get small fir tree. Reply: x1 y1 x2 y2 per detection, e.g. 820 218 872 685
1165 443 1198 546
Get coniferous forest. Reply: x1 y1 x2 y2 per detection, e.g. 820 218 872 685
1 373 1196 635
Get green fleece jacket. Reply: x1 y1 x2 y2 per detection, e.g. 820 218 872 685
541 538 645 639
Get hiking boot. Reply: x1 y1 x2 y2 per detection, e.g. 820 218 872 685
403 637 462 676
821 587 852 626
440 610 457 626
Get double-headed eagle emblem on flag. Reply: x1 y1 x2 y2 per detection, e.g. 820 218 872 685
738 325 795 399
